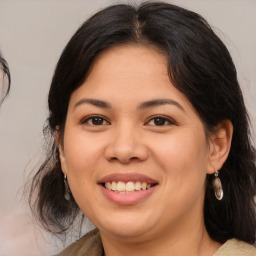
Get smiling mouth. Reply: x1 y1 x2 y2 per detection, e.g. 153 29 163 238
102 181 157 193
98 173 158 204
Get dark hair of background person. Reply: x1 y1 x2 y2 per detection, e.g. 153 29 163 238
0 51 11 105
29 2 256 244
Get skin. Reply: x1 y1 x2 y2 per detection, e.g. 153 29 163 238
58 45 233 256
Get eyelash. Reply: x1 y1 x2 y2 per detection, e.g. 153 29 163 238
81 115 175 127
81 115 110 126
145 115 176 126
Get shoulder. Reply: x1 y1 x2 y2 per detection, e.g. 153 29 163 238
214 239 256 256
56 229 103 256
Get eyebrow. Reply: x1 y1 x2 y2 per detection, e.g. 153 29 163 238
73 98 184 112
73 98 111 110
138 99 184 111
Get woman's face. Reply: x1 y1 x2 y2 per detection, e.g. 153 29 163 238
59 45 213 242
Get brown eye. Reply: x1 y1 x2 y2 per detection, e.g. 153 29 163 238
146 116 174 126
90 117 105 125
153 117 167 126
82 116 109 126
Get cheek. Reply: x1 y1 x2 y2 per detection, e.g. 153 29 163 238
64 131 103 171
63 137 102 217
154 134 208 219
151 129 208 193
62 131 105 198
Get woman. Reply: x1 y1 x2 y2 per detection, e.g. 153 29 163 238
0 51 10 105
30 2 256 255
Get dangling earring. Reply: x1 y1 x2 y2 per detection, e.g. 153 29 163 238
213 170 223 200
64 174 71 201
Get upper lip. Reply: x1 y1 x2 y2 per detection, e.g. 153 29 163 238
98 173 159 184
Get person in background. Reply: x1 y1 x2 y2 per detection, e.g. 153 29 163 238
0 51 10 105
30 2 256 255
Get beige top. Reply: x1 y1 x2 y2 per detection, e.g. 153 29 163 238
57 229 256 256
213 238 256 256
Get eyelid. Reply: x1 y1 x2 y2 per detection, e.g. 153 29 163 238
81 115 111 125
145 115 176 126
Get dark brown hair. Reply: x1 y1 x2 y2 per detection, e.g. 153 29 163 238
0 51 11 104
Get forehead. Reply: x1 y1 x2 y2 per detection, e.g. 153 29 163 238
69 44 192 111
74 45 171 95
86 45 168 87
91 44 167 71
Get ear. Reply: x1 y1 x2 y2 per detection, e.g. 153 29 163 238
207 120 233 174
55 127 68 174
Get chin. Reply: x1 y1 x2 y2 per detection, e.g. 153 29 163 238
95 212 157 240
103 224 152 240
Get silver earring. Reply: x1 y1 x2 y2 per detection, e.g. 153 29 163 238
213 171 223 200
64 174 71 201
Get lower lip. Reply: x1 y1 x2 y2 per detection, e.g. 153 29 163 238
99 185 157 205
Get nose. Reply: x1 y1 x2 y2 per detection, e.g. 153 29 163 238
104 125 148 164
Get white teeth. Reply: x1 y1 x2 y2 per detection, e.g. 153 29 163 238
106 182 111 190
135 181 141 190
116 181 126 192
126 182 135 192
104 181 153 193
112 181 117 191
141 182 147 190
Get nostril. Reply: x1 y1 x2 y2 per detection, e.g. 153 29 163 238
108 156 139 164
109 156 119 162
104 140 148 163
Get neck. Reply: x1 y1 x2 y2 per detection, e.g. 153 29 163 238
100 214 221 256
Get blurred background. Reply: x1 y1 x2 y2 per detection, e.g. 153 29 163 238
0 0 255 255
